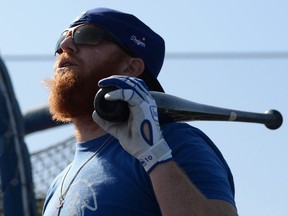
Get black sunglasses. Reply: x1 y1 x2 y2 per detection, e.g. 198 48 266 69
55 25 132 55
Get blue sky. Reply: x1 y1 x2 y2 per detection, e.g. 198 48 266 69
1 1 287 215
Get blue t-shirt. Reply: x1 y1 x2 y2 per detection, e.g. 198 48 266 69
43 122 235 215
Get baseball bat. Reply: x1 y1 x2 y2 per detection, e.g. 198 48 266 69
94 87 283 130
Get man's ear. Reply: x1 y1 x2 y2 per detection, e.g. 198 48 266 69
123 57 145 77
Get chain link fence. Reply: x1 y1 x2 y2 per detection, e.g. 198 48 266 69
30 136 75 199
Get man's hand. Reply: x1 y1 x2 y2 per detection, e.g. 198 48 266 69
92 75 172 172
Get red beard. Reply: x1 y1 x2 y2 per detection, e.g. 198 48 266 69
46 52 127 122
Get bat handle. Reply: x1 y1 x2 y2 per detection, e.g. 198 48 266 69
264 109 283 130
94 87 130 122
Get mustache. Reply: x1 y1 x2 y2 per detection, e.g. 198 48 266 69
54 52 83 71
44 53 81 90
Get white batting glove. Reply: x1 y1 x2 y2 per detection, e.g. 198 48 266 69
92 75 172 172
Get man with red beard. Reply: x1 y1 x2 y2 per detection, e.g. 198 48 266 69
43 8 238 216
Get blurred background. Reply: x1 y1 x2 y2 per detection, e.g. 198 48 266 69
1 1 287 215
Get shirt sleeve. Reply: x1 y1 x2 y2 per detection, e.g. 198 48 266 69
161 122 236 207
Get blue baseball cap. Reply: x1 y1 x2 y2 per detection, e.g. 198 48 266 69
69 8 165 92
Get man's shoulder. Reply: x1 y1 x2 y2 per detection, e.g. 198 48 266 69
161 122 206 138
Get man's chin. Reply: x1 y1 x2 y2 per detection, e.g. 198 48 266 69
49 91 95 123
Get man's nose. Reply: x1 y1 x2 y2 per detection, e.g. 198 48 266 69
60 35 79 54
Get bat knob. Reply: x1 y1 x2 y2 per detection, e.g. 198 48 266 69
94 87 130 122
265 109 283 130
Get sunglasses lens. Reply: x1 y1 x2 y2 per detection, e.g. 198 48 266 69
55 30 68 54
54 25 105 55
74 25 104 45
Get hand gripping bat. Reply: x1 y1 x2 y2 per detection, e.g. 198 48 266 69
94 87 283 130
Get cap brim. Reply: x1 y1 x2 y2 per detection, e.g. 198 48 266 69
139 71 165 92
